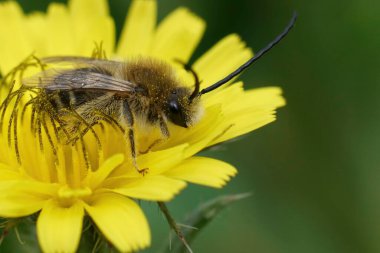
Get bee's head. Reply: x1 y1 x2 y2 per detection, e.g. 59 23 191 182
166 11 298 129
166 87 202 128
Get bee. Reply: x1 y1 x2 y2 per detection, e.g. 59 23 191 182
19 12 297 174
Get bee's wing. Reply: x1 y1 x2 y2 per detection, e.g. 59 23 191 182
42 56 119 68
23 68 136 92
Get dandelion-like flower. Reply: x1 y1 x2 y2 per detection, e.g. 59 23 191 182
0 0 285 252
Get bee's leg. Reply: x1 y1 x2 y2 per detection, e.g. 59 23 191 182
159 116 170 138
139 138 164 154
121 100 148 176
139 117 169 154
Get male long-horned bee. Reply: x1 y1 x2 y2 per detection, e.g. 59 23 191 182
20 12 297 174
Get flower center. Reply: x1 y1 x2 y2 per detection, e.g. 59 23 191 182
57 185 92 207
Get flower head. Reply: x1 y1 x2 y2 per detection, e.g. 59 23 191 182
0 0 285 252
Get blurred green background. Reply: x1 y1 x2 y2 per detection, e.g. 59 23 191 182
3 0 380 252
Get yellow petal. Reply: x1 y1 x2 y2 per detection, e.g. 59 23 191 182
150 7 205 62
0 2 32 73
108 144 188 178
85 193 150 252
69 0 109 17
193 34 253 89
242 87 286 108
46 3 76 55
160 105 226 158
203 81 245 108
210 87 285 144
117 0 157 57
137 144 188 175
109 175 186 201
85 154 124 189
216 112 276 144
0 181 56 217
24 12 48 56
68 0 115 56
0 164 25 180
165 157 237 188
37 200 84 253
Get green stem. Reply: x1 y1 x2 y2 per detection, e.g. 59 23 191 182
157 202 193 253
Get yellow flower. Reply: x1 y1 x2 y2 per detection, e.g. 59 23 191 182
0 0 285 252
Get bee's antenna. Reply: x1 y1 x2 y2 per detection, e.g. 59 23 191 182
174 59 201 103
188 68 200 102
199 11 297 95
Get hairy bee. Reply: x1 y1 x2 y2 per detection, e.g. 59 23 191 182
22 57 203 171
17 12 297 174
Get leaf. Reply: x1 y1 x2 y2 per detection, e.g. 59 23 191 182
163 192 251 253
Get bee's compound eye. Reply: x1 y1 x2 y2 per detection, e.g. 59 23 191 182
167 99 188 128
169 101 180 114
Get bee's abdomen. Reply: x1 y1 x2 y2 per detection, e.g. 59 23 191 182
47 90 105 110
